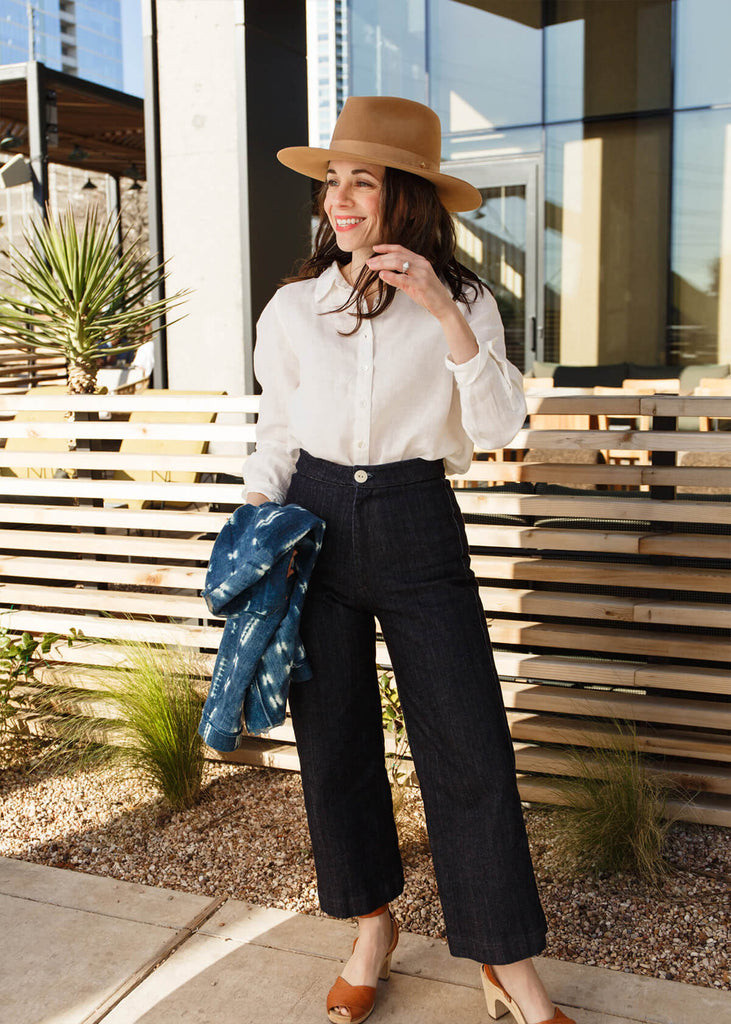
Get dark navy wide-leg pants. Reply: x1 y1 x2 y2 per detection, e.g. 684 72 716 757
285 450 547 964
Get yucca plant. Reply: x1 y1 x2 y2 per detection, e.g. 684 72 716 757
26 640 206 811
0 206 186 393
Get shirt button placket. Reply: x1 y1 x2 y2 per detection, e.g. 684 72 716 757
353 324 373 466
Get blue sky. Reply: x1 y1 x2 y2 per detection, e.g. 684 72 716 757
121 0 144 96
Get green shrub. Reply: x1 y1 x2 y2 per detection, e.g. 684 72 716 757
550 721 682 884
379 670 411 790
0 626 62 737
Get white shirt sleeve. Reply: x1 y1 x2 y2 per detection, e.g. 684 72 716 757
444 287 527 450
243 295 301 504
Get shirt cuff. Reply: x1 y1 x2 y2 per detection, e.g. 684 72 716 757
444 346 484 387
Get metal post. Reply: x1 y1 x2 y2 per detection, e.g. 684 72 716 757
650 414 677 503
106 175 123 252
26 60 48 215
141 0 168 388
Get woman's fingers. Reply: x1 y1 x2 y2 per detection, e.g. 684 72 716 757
367 244 420 275
366 245 455 320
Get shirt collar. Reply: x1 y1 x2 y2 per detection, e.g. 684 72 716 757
314 262 352 306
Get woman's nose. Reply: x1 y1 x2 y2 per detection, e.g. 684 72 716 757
331 184 352 205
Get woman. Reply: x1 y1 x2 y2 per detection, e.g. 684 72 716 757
244 96 575 1024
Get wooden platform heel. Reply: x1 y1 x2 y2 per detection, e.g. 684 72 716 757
480 964 576 1024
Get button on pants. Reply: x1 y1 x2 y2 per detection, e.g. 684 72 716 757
285 451 547 964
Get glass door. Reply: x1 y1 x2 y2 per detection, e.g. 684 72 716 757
447 157 543 372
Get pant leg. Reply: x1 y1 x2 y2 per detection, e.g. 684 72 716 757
286 466 404 918
368 478 548 964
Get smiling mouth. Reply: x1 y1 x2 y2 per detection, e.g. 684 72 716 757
334 217 365 229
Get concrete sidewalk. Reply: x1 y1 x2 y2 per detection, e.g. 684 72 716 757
1 857 728 1024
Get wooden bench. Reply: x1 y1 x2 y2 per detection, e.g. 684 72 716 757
1 390 729 825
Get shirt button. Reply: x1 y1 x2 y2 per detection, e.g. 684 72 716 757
361 364 370 372
354 469 368 483
360 399 367 407
357 440 365 448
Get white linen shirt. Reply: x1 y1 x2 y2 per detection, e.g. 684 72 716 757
244 262 527 504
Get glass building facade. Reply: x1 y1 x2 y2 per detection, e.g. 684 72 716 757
312 0 731 372
0 0 123 91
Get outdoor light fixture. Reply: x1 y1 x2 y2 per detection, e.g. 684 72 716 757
0 135 21 151
128 179 142 191
81 177 97 191
0 154 32 188
68 144 88 161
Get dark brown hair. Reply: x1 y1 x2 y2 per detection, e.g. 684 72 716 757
288 167 484 335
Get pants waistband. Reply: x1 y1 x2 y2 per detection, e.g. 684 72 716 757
294 450 445 488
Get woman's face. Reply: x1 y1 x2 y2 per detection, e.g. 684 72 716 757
324 161 385 258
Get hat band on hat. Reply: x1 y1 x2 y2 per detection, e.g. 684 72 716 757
328 139 439 174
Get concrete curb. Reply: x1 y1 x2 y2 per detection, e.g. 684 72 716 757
1 857 728 1024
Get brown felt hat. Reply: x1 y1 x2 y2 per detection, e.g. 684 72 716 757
277 96 482 213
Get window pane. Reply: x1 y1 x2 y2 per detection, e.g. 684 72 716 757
544 117 670 366
545 0 671 121
349 0 427 102
670 108 731 366
443 124 542 163
428 0 542 132
675 0 731 109
455 184 529 370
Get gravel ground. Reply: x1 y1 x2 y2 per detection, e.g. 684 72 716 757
1 738 729 992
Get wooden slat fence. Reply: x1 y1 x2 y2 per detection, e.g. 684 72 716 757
0 341 67 392
0 389 729 825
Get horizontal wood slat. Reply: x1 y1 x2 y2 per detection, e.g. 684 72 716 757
471 553 729 593
487 620 730 668
0 503 227 532
464 523 730 558
1 450 245 474
455 463 731 487
1 388 728 826
0 394 259 413
1 420 255 442
456 492 731 524
0 477 244 502
506 429 731 453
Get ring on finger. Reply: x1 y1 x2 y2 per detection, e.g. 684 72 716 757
401 260 410 274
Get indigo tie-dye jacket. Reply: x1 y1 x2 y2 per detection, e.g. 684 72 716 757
198 502 325 748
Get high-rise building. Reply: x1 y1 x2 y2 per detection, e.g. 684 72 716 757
0 0 123 91
306 0 348 149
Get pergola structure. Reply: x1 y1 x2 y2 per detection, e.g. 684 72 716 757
0 61 145 210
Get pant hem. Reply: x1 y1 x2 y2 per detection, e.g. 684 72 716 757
318 878 405 920
446 929 547 966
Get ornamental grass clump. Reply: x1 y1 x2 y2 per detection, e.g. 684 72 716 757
31 641 206 811
551 721 681 885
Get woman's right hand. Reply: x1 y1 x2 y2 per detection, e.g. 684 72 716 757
245 491 272 506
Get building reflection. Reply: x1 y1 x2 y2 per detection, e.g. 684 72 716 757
311 0 731 373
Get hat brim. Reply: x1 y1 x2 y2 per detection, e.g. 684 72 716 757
277 145 482 213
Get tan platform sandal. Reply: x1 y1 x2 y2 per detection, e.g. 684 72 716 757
481 964 576 1024
326 905 399 1024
